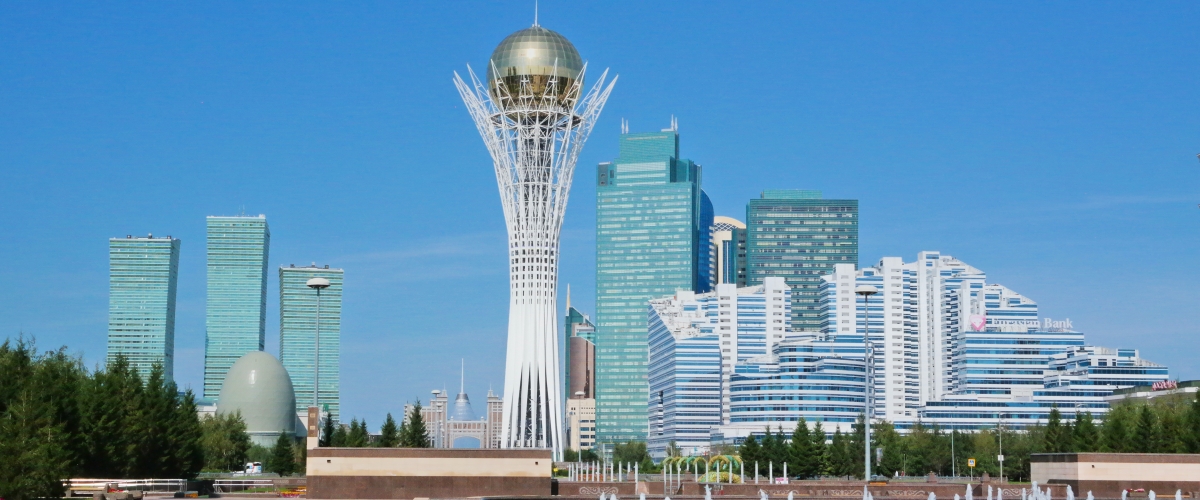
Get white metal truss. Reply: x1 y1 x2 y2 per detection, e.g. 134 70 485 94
453 62 615 457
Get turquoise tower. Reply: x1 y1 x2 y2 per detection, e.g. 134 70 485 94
594 127 708 446
108 235 181 382
279 264 343 422
204 215 270 399
745 190 858 333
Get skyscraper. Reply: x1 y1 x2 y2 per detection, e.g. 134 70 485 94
108 234 180 382
595 127 708 445
454 23 615 454
204 215 270 400
279 264 343 422
745 190 858 333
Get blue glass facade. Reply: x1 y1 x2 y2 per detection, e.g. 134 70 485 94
108 236 181 382
746 190 858 333
595 130 706 445
204 215 270 399
279 265 343 422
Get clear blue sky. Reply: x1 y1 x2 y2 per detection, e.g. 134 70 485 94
2 2 1197 430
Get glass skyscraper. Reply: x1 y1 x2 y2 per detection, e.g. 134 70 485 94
279 264 342 422
108 235 181 382
594 128 708 445
745 190 858 333
204 215 270 399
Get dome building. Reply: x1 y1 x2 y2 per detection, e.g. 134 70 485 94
217 351 300 446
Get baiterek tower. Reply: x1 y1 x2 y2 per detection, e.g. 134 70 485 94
453 23 615 455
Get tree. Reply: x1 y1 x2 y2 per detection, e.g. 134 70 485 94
580 448 600 462
1043 407 1072 453
788 417 812 478
613 440 649 465
401 402 430 447
810 420 830 477
331 422 348 447
267 432 296 476
563 448 579 462
347 418 370 447
200 412 251 472
1134 404 1161 453
1101 403 1133 452
321 412 335 447
1185 393 1200 453
1073 412 1099 453
666 440 681 458
738 434 762 471
378 413 400 447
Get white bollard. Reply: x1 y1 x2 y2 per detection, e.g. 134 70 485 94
783 462 787 481
756 462 760 484
770 461 774 483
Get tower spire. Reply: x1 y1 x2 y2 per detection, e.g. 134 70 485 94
460 358 465 394
566 284 571 312
533 0 539 27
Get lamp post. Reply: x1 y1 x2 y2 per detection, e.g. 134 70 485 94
855 284 878 482
307 277 331 409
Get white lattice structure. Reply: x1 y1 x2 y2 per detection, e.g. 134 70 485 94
452 26 615 456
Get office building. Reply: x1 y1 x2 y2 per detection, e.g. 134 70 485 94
204 215 270 400
107 234 181 382
564 299 596 401
595 126 709 446
280 264 343 422
566 397 597 452
712 216 746 286
454 23 616 454
745 190 858 334
646 278 790 458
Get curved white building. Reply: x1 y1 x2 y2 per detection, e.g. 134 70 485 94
453 24 615 455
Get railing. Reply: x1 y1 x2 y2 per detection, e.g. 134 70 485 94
66 479 187 494
213 479 276 494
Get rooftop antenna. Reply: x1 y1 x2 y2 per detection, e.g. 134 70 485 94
533 0 539 27
672 115 678 132
566 283 571 312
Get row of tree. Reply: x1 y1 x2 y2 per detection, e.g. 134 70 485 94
0 337 205 500
736 393 1200 481
318 403 431 448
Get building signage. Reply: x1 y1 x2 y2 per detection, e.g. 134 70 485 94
970 315 987 332
1042 318 1073 331
1152 380 1178 391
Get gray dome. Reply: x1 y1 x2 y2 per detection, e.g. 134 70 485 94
486 26 583 109
217 351 296 446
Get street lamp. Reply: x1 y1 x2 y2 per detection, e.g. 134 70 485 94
855 284 878 482
307 277 331 409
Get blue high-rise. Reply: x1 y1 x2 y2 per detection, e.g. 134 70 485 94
594 127 710 445
279 264 343 422
108 235 181 382
204 215 270 399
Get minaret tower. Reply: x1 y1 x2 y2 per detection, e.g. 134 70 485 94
453 24 615 456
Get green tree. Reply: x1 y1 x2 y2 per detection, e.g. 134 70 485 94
1101 403 1133 452
1043 407 1072 453
378 413 400 447
200 412 252 472
1134 404 1161 453
580 448 600 462
320 412 335 447
401 402 430 447
788 417 812 478
563 448 579 462
810 420 830 477
168 389 205 478
613 440 649 465
738 434 762 471
347 418 370 447
1073 412 1099 452
331 422 348 447
0 379 73 500
267 432 297 476
828 428 852 478
1185 393 1200 453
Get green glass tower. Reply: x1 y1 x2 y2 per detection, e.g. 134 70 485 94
108 235 181 382
595 128 707 445
745 190 858 333
280 264 343 422
204 215 270 399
